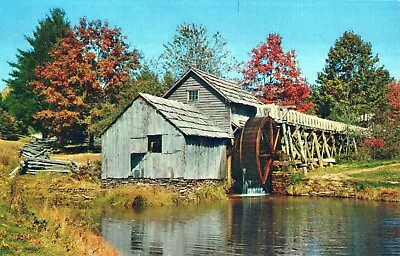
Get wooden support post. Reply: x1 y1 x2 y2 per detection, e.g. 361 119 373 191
338 135 344 156
322 132 332 158
282 123 291 160
227 138 234 186
331 134 337 157
312 132 323 166
352 137 357 153
227 155 232 186
310 132 315 158
303 131 314 170
296 127 307 163
287 125 297 160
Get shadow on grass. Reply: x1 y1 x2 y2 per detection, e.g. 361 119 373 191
53 144 101 154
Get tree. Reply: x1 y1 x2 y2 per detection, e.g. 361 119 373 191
162 71 175 91
161 23 233 78
387 80 400 122
90 65 165 136
4 8 70 130
362 81 400 160
31 18 140 143
242 33 313 112
316 31 392 124
0 110 26 140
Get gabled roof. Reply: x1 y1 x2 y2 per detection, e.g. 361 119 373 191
164 67 263 107
140 93 231 139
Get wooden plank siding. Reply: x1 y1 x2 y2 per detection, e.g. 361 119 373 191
230 103 257 128
185 137 227 179
102 97 185 179
166 75 232 135
102 97 227 180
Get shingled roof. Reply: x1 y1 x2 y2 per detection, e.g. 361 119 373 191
165 67 262 107
141 93 231 139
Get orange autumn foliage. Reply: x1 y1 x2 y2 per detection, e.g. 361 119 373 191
242 34 313 112
388 80 400 122
31 18 140 141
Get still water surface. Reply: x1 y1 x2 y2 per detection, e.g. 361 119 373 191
101 196 399 255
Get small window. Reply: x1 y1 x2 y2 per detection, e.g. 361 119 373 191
148 135 162 153
188 90 199 102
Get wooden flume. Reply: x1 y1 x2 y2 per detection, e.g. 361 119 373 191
239 105 365 187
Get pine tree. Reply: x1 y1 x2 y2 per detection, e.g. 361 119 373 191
4 8 70 133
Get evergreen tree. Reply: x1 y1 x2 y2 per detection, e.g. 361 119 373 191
3 8 70 132
316 31 392 124
161 23 233 78
162 71 175 91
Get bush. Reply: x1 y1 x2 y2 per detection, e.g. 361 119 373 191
373 143 400 160
0 110 26 140
289 172 305 184
71 161 101 183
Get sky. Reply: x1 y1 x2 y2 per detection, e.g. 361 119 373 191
0 0 399 90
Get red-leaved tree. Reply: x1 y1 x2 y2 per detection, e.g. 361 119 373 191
31 18 140 143
242 34 313 112
388 80 400 122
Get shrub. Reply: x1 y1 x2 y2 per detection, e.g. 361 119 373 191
361 138 385 149
289 172 305 184
71 161 101 183
0 110 26 140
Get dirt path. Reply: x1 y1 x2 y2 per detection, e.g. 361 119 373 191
343 163 400 175
319 163 400 184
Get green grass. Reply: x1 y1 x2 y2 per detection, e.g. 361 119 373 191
289 172 305 184
343 158 400 169
308 158 400 178
0 138 229 254
286 158 400 201
353 180 399 189
350 169 400 183
0 139 117 255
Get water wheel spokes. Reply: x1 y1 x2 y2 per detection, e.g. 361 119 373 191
258 117 280 184
240 116 281 185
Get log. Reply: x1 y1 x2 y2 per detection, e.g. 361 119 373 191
26 169 71 174
25 157 74 165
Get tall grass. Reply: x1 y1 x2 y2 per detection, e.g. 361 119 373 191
0 139 24 175
0 139 230 254
0 139 118 255
95 185 176 208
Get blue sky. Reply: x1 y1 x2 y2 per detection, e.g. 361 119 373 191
1 0 399 90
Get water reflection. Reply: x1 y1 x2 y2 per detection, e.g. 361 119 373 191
101 196 400 255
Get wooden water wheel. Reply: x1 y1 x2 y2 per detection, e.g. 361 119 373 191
239 116 281 185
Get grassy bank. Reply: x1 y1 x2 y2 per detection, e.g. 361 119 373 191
0 139 229 255
285 159 400 201
0 139 117 255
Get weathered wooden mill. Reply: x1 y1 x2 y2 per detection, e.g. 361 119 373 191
101 68 365 193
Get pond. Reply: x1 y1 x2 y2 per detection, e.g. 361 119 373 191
101 196 399 255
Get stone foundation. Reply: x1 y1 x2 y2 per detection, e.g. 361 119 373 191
271 172 359 198
102 178 226 196
271 172 292 194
